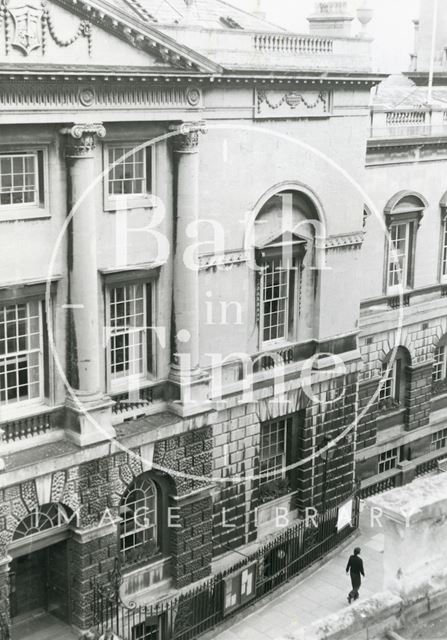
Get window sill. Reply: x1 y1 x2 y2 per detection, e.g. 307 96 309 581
376 406 406 430
104 195 157 212
0 401 54 424
0 206 50 222
121 552 165 574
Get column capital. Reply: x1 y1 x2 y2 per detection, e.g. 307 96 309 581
170 120 207 153
61 122 106 159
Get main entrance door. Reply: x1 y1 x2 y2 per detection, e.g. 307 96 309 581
10 541 69 623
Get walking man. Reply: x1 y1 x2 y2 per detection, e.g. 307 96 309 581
346 547 365 604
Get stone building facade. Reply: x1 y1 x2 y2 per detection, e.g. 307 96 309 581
355 2 447 494
0 0 445 637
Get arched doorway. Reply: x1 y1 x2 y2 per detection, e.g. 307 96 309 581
9 503 73 625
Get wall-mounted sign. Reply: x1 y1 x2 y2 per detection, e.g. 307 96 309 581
223 561 257 616
337 499 353 532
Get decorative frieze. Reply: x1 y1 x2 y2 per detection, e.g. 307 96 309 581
198 249 249 271
0 81 202 112
255 88 332 119
42 3 92 56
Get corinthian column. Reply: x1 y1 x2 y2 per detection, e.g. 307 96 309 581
62 123 115 445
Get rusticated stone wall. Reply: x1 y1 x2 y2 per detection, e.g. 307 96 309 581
211 368 360 556
0 424 213 632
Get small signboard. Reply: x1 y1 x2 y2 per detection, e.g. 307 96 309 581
223 561 257 616
337 499 353 532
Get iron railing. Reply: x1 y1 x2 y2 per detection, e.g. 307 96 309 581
94 496 359 640
0 613 9 640
415 454 447 478
359 475 398 499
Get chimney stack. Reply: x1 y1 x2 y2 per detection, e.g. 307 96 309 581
307 1 354 38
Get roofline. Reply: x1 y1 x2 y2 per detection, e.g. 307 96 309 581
217 0 286 32
0 67 388 84
53 0 224 74
405 72 447 86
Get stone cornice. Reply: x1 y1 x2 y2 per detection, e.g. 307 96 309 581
198 249 249 271
318 232 365 251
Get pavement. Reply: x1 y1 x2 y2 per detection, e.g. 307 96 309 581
215 503 385 640
11 613 78 640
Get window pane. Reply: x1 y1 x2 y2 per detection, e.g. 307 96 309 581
261 258 290 343
442 223 447 277
109 284 147 382
120 476 158 563
108 147 147 196
260 418 287 485
388 223 409 288
0 302 42 405
0 153 37 207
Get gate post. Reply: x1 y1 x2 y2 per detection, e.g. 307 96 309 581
70 519 120 631
0 556 11 639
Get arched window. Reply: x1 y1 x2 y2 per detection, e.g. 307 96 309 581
379 347 411 409
119 474 159 565
433 335 447 393
384 191 427 293
253 189 322 347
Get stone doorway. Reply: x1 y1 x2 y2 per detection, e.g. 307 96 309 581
10 540 70 625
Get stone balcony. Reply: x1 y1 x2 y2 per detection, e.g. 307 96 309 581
159 26 374 73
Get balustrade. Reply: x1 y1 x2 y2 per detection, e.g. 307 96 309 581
1 410 54 444
111 383 165 420
252 33 333 55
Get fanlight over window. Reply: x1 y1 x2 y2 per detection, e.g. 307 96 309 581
119 473 159 565
13 503 73 540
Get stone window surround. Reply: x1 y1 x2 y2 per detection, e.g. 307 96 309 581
378 346 411 411
383 190 428 296
433 339 447 384
431 427 447 452
102 266 160 395
119 473 158 563
259 416 287 485
0 299 43 408
119 471 173 570
0 279 58 422
103 140 156 212
378 446 400 474
0 144 49 222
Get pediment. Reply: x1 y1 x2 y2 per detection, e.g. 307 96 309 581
1 0 220 72
256 231 307 260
